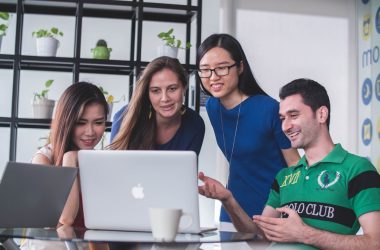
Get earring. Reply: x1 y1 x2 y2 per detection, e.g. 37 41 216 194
180 105 186 115
148 105 152 119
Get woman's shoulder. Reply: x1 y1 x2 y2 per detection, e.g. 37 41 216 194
183 108 205 128
205 97 219 109
249 94 278 104
38 144 53 155
113 105 128 120
246 94 279 110
181 108 205 136
33 144 53 164
206 97 223 117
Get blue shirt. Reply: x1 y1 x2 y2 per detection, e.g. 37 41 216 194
111 105 205 155
206 95 291 222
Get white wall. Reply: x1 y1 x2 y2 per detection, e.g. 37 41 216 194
234 0 358 153
197 0 221 227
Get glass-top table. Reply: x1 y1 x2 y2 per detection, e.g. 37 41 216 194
0 227 257 242
0 227 262 250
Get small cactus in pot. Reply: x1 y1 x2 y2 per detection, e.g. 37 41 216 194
91 39 112 60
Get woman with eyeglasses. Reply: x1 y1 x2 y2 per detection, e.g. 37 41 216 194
196 34 300 229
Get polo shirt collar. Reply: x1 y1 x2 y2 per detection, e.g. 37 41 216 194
293 143 347 170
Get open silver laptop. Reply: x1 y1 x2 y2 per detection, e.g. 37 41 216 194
0 161 78 228
78 150 214 234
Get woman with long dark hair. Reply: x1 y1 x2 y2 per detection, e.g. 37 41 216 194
197 34 300 227
32 82 108 227
109 56 205 155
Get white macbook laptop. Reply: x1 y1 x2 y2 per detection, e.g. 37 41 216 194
78 150 213 234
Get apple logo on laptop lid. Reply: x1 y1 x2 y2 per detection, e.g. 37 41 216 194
131 183 144 199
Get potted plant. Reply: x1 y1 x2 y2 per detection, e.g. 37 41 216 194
32 79 55 119
157 28 191 58
91 39 112 60
32 27 63 57
0 12 10 51
99 86 125 121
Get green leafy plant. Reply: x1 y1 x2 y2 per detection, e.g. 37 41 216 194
0 12 10 37
157 28 191 49
91 39 112 60
99 86 125 104
96 39 108 47
32 27 63 39
34 79 54 100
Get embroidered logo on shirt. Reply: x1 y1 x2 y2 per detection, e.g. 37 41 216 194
317 170 341 189
280 170 301 187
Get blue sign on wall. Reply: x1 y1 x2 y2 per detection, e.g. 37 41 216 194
376 6 380 34
362 118 373 146
362 78 373 105
376 73 380 101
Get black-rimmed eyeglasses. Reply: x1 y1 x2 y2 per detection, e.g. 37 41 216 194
197 63 237 78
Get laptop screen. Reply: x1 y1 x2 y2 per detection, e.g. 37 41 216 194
0 162 77 228
78 150 202 233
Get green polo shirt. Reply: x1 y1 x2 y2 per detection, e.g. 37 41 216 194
266 144 380 235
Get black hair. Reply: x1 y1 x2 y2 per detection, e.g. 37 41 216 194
50 82 108 165
196 33 267 96
279 78 331 128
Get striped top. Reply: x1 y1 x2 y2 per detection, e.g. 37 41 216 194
266 144 380 234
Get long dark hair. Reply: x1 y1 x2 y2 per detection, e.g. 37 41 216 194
50 82 108 166
197 33 267 96
109 56 188 150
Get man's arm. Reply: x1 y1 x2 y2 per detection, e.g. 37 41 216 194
254 207 380 250
198 172 279 233
303 210 380 250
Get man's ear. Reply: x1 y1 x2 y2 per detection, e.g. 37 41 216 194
317 106 329 124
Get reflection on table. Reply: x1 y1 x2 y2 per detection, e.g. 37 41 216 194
0 227 317 250
0 227 256 243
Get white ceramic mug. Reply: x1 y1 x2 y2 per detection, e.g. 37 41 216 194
149 208 192 242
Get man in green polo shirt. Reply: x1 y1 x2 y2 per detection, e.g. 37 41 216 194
198 78 380 249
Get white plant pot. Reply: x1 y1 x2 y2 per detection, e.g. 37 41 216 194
157 45 178 58
107 103 113 121
0 36 3 52
36 37 60 57
32 98 55 119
